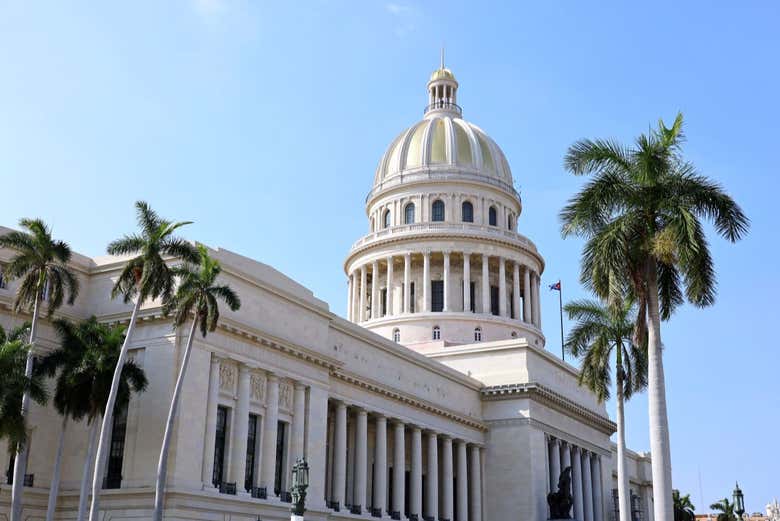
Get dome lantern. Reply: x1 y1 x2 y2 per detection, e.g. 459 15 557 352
426 49 460 117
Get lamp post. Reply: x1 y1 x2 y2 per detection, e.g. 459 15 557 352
733 482 745 520
290 458 310 521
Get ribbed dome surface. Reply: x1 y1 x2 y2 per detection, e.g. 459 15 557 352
374 115 513 187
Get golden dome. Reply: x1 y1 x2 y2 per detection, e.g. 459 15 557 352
429 67 456 82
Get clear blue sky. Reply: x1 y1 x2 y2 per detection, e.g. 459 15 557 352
1 1 777 513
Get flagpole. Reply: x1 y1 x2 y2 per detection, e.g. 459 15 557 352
558 283 564 361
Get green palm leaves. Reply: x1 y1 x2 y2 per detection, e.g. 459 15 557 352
0 326 46 447
710 498 738 521
673 489 696 521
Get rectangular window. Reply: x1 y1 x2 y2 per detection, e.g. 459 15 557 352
105 405 128 489
0 269 5 289
470 282 475 312
490 286 499 316
212 406 228 486
381 288 387 316
510 291 514 318
431 280 444 312
245 414 258 491
409 282 415 313
274 421 288 495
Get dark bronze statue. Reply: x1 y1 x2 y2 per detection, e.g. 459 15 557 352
547 466 573 519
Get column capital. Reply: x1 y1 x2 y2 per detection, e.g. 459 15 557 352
386 255 394 263
294 381 307 391
210 354 222 366
266 373 279 383
355 407 368 417
443 250 451 257
238 364 251 376
404 252 411 259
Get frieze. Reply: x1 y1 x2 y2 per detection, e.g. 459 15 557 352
278 379 293 411
219 361 236 393
250 372 266 403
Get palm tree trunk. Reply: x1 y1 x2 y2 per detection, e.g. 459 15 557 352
615 347 631 521
77 419 99 521
152 317 199 521
87 295 143 521
10 288 41 521
646 262 674 521
45 416 68 521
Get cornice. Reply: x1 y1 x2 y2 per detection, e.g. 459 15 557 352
481 382 616 436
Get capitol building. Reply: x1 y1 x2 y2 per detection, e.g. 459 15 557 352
0 66 653 521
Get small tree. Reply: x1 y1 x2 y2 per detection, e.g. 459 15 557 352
710 498 738 521
673 489 696 521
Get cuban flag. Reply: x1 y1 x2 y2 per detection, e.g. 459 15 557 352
549 280 561 291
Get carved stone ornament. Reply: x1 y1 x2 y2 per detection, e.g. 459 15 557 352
279 380 293 410
251 373 266 402
219 362 235 392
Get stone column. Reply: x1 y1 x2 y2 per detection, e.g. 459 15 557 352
333 402 347 508
305 385 328 510
560 441 571 477
549 437 561 491
463 253 471 312
535 272 543 327
404 253 411 313
386 256 394 317
441 436 454 521
426 432 439 521
481 254 490 314
531 272 540 327
582 450 594 521
230 365 250 491
512 262 521 321
347 274 353 321
592 455 604 521
571 446 584 521
393 421 406 517
498 257 507 317
354 408 368 514
371 260 379 320
423 251 431 312
291 383 306 464
201 355 221 487
410 427 423 519
456 440 468 521
523 267 531 324
443 251 451 311
360 266 367 322
260 375 280 493
374 415 388 515
469 445 482 521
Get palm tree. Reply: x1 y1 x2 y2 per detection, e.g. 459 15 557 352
0 219 79 521
88 202 198 521
710 498 738 521
564 296 646 521
0 323 46 455
560 114 749 520
38 317 147 521
673 489 696 521
153 245 240 521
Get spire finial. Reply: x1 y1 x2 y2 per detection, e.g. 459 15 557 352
440 46 445 69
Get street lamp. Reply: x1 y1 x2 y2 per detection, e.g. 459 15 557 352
733 482 745 520
290 458 310 520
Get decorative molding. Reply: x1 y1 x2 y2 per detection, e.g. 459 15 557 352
278 379 293 411
219 361 236 393
250 372 266 403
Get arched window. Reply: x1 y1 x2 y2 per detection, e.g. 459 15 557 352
383 209 391 229
462 201 474 222
404 203 415 224
432 326 441 340
511 331 518 338
392 328 400 343
474 327 482 342
488 206 497 226
507 213 514 230
370 217 375 233
432 200 445 222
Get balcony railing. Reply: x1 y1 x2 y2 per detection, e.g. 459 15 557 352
424 101 462 115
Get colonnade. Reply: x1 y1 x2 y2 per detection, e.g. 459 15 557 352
325 400 484 521
547 436 604 521
347 251 542 328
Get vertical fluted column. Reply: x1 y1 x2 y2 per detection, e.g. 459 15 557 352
498 257 507 317
463 253 471 312
347 274 353 321
481 254 490 314
443 251 451 311
374 416 388 515
386 256 394 317
371 260 379 320
592 455 604 521
441 436 454 521
393 421 406 517
469 446 482 521
333 402 347 508
404 253 411 313
512 262 521 320
549 437 561 491
260 375 280 493
410 427 422 519
230 366 250 490
535 272 543 327
426 432 439 521
560 441 571 476
531 272 540 327
360 266 367 322
423 251 431 312
582 450 594 521
523 267 531 324
291 383 306 463
201 355 221 487
456 440 468 521
354 408 368 513
572 445 584 521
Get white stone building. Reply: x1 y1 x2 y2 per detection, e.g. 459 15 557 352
0 66 652 521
